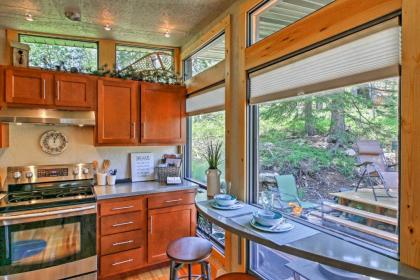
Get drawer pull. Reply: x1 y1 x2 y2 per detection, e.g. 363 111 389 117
165 198 183 203
112 221 134 227
112 258 134 266
112 240 134 246
111 205 134 211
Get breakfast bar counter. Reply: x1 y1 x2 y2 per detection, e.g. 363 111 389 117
195 192 420 280
94 180 198 200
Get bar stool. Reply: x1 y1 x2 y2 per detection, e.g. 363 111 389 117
216 273 258 280
167 237 213 280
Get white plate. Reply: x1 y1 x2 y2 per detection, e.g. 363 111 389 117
210 201 245 210
250 218 294 233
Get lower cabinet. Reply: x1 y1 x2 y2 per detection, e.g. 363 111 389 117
97 190 196 279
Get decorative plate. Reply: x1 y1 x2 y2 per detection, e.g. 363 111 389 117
210 200 245 210
40 130 68 155
250 218 294 233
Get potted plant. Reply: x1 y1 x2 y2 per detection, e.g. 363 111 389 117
204 140 223 197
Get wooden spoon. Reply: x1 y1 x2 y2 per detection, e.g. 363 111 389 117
102 160 110 173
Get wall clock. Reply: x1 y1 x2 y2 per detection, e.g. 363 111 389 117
40 130 69 155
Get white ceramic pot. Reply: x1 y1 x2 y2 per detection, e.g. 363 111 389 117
96 173 107 186
107 175 117 186
206 169 221 197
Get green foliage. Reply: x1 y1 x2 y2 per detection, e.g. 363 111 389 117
203 141 223 170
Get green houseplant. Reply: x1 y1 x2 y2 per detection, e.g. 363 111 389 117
204 141 223 197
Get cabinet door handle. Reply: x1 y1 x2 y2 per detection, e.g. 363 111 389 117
112 221 134 227
150 216 153 235
131 122 136 139
165 199 182 203
112 258 133 266
112 240 134 246
42 79 46 99
56 81 60 101
111 205 134 211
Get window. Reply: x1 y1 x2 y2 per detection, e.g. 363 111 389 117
197 212 225 251
249 20 401 262
116 45 174 71
183 33 225 80
19 34 98 73
250 0 334 44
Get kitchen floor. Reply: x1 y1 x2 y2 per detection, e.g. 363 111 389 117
123 254 226 280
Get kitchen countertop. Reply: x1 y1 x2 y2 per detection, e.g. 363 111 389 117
94 180 198 200
195 192 420 280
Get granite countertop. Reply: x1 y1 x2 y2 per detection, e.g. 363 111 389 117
94 180 198 200
195 194 420 280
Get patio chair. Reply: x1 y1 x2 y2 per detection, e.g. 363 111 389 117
354 140 398 200
274 174 319 210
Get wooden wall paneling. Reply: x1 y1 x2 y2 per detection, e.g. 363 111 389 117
185 60 225 94
244 0 402 71
98 39 116 68
400 0 420 270
4 29 17 65
0 124 9 148
174 47 181 77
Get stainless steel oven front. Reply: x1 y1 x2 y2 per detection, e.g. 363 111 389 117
0 203 97 279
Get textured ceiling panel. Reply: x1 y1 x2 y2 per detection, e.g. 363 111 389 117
0 0 236 46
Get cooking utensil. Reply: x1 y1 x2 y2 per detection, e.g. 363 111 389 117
102 160 110 173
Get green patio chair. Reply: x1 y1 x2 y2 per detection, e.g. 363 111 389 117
274 174 319 209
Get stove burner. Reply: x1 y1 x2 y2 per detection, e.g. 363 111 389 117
6 185 93 203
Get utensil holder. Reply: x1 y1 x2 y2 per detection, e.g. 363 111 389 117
107 175 117 186
96 173 107 186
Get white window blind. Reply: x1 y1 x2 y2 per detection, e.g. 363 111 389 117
186 84 225 115
249 23 401 104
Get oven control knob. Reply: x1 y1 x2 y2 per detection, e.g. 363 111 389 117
13 171 22 180
72 168 80 176
25 171 33 179
82 168 89 175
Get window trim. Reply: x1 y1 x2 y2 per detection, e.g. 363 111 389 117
183 31 226 81
18 33 99 70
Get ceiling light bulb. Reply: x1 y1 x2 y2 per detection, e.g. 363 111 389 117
164 30 170 38
25 13 34 21
104 24 112 31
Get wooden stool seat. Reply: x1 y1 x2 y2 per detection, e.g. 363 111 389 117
216 273 258 280
167 237 213 263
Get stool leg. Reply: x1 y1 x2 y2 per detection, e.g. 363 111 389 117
188 264 192 280
205 261 211 280
200 261 207 279
170 260 179 280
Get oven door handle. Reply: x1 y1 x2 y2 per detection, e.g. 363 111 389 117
0 205 96 225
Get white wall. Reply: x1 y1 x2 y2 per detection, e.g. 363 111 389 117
0 124 176 180
0 28 6 65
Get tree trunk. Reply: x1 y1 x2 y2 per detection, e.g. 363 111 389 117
329 97 346 144
304 99 316 136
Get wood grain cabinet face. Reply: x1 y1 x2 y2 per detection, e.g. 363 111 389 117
97 79 139 144
147 204 196 264
54 74 94 109
140 82 186 144
0 124 9 148
5 68 53 105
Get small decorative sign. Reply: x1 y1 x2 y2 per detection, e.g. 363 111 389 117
130 152 154 182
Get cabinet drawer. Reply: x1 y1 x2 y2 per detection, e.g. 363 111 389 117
100 197 143 216
101 212 143 235
101 230 143 255
148 190 196 209
100 247 144 277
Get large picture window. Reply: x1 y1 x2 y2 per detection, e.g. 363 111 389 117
248 21 401 275
183 33 225 80
19 34 98 73
116 45 174 71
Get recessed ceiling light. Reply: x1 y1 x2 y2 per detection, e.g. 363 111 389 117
104 24 112 31
25 13 34 21
164 30 170 38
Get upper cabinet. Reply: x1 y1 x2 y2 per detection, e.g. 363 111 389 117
5 68 53 106
140 82 186 145
54 73 95 109
2 66 95 110
96 78 139 145
0 124 9 148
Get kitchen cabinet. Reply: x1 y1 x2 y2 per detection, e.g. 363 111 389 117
5 67 54 106
54 73 95 109
97 190 196 278
140 82 186 144
96 78 139 145
0 124 9 148
2 67 95 109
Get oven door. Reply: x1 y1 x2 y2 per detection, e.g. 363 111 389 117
0 203 96 279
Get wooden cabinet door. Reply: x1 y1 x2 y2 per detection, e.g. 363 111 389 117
147 204 196 264
5 68 53 105
97 79 139 144
54 73 95 109
0 124 9 148
140 82 186 144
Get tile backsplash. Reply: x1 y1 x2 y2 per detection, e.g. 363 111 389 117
0 124 177 180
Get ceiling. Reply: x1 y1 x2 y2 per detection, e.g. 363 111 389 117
0 0 236 47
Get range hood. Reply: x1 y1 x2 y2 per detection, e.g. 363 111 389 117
0 108 95 126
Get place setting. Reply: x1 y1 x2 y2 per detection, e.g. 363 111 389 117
210 193 245 210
